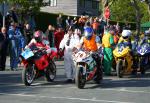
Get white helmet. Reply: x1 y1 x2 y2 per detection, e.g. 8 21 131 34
145 30 150 36
122 30 132 38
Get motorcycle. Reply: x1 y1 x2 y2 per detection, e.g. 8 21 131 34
72 48 103 89
20 45 57 86
113 42 132 78
137 43 150 74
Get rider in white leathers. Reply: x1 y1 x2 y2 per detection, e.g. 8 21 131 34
59 27 80 83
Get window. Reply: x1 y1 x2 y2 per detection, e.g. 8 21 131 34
50 0 57 7
79 0 85 7
92 1 98 9
42 0 57 6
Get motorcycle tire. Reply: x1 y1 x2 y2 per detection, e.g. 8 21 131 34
45 60 56 82
116 60 124 78
139 57 146 75
22 64 35 86
94 67 103 84
75 66 86 89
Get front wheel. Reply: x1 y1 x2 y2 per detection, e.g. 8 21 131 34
22 64 35 86
45 60 56 82
116 60 124 78
94 67 103 84
75 66 86 89
139 57 146 75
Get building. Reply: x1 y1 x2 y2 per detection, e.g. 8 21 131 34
41 0 100 16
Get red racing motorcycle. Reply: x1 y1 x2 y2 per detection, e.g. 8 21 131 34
20 45 57 86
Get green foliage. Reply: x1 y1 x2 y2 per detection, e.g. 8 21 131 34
138 2 150 22
0 0 43 16
109 0 149 23
110 0 135 22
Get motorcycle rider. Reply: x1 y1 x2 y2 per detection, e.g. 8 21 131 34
140 30 150 45
118 29 133 74
59 26 80 83
78 27 102 82
25 30 51 54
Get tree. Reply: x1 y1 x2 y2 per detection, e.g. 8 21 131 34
141 0 150 21
0 0 43 24
110 0 136 22
130 0 141 35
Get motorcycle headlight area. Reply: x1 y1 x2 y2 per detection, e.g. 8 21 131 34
118 47 124 53
74 51 89 60
140 47 147 54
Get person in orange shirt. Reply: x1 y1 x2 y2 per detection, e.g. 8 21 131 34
78 27 102 81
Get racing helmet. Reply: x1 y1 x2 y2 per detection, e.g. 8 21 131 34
122 30 132 39
144 30 150 36
34 30 43 42
84 27 93 40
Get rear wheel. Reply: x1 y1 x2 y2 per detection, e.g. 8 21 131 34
75 66 86 89
116 60 124 78
45 60 56 82
22 64 35 86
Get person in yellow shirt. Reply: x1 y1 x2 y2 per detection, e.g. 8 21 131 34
102 27 114 76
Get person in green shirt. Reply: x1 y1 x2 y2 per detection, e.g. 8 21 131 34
102 27 114 76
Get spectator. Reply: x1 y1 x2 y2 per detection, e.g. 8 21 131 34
102 27 114 76
74 29 82 39
54 27 65 51
98 17 106 40
17 24 26 62
0 13 2 28
57 14 63 28
72 17 78 29
66 16 71 29
78 15 87 34
92 18 100 35
89 17 94 26
45 25 55 47
8 22 22 71
24 23 33 44
0 27 9 71
9 7 18 23
59 27 80 83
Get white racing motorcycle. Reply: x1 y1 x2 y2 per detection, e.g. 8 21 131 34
72 48 103 89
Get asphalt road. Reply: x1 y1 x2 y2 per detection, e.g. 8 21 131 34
0 61 150 103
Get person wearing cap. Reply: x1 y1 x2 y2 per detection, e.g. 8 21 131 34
8 22 23 71
118 29 133 74
102 27 114 76
59 27 80 83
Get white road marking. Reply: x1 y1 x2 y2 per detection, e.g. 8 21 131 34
0 83 23 86
98 88 150 94
0 92 134 103
51 96 134 103
68 86 150 94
